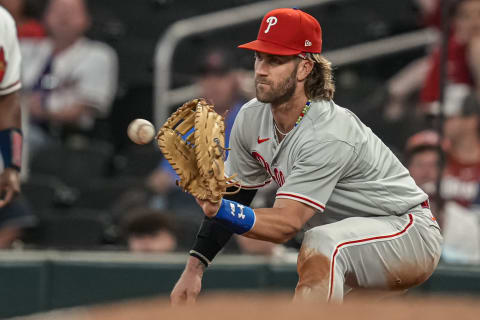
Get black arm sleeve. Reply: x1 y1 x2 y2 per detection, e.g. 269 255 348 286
189 187 258 267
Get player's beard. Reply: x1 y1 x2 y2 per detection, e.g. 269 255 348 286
255 65 298 105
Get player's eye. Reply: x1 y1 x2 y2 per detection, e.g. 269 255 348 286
270 57 282 65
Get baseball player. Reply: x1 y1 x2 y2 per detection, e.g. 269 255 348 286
0 5 22 208
170 8 443 304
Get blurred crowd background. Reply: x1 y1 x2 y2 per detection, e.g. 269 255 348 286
1 0 480 266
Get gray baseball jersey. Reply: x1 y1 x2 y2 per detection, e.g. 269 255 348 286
225 98 442 301
225 98 428 222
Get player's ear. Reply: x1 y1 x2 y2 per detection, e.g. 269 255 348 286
297 59 314 82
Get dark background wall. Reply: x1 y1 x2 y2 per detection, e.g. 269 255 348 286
1 251 480 319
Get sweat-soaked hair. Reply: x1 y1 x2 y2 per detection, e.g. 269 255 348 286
303 53 335 101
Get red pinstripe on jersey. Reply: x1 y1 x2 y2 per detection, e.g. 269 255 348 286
276 192 325 212
239 180 272 189
0 79 20 93
327 214 414 301
224 174 272 189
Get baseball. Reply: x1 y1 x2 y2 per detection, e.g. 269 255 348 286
127 119 156 144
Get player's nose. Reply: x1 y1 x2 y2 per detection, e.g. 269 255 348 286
255 60 269 76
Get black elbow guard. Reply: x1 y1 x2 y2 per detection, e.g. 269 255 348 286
190 217 233 267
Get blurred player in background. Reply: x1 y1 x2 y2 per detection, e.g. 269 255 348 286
20 0 117 155
170 8 443 305
0 5 36 247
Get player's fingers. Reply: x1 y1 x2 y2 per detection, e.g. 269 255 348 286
186 291 198 306
170 290 186 307
0 189 14 208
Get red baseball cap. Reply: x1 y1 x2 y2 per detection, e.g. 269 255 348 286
238 8 322 55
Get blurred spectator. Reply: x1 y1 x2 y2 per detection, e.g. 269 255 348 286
384 0 480 120
121 207 177 253
399 91 480 264
20 0 118 154
417 0 442 28
382 0 441 120
0 0 45 39
196 48 246 118
404 130 444 220
405 130 442 197
421 0 480 114
440 92 480 264
441 92 480 207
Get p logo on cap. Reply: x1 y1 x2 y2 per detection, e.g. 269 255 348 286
264 16 277 33
238 8 322 56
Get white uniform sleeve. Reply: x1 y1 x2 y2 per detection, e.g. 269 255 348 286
276 140 355 212
0 8 21 95
74 43 118 116
225 109 271 189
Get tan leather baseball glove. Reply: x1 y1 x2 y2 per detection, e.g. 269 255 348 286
156 98 238 203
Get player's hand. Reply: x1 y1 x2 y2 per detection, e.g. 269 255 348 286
0 168 20 208
170 256 205 306
195 197 221 218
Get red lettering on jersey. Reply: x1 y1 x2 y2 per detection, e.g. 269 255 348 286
252 151 285 186
273 167 285 186
252 151 272 176
0 47 6 83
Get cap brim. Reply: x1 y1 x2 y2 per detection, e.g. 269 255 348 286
238 39 301 56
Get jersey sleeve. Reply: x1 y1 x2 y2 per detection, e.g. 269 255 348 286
0 9 21 95
276 140 355 212
225 109 271 189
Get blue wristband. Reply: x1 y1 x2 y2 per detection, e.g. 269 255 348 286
214 199 256 234
0 128 22 171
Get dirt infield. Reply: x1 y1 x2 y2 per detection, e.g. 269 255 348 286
19 293 480 320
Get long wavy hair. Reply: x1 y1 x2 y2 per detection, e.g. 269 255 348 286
303 53 335 101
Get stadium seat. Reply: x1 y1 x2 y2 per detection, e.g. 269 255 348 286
22 174 79 211
25 209 111 249
30 140 114 187
75 177 143 211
